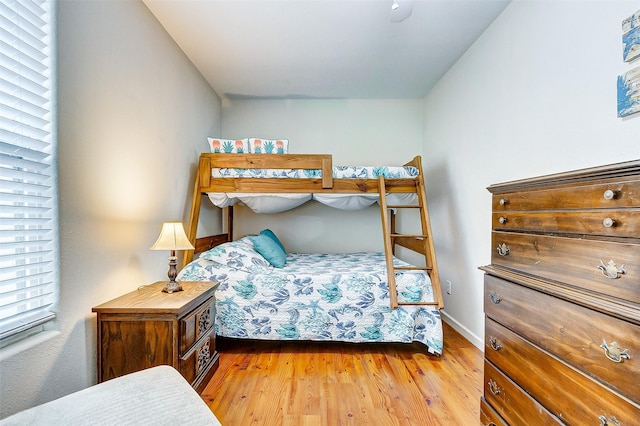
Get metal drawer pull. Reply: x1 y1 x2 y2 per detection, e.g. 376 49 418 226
498 216 507 224
488 379 501 395
602 217 616 228
488 292 502 304
499 198 508 206
489 337 502 351
603 189 616 200
600 339 631 363
597 260 626 279
497 243 510 257
599 415 621 426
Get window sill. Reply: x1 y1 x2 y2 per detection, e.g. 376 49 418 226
0 330 61 362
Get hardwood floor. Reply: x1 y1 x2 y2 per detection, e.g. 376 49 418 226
201 321 483 425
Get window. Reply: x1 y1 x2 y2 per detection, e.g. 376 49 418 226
0 0 57 342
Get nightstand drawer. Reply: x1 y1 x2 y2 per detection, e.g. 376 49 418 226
491 209 640 237
180 296 215 354
492 178 640 211
484 275 640 404
485 318 640 424
491 231 640 304
483 361 560 425
179 329 218 386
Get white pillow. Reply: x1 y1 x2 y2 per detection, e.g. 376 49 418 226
207 137 249 154
199 238 272 272
248 138 289 154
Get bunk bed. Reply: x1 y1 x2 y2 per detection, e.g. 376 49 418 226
177 153 445 354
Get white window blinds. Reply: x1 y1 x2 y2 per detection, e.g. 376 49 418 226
0 0 57 340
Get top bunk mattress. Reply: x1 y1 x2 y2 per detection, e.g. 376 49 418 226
211 165 419 179
208 165 419 213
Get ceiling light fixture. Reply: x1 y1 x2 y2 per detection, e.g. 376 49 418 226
389 0 413 23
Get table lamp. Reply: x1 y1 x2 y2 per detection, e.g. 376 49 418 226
150 222 194 293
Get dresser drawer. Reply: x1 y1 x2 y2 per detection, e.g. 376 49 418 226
491 231 640 304
180 297 215 354
492 178 640 211
491 209 640 237
485 318 640 424
483 360 561 425
480 397 507 426
485 275 640 405
179 329 217 386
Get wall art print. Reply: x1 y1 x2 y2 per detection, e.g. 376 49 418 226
617 66 640 117
622 9 640 62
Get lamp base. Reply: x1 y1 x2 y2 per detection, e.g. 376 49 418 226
162 280 183 294
162 254 183 293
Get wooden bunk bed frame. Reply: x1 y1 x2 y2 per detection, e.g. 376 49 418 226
183 153 444 310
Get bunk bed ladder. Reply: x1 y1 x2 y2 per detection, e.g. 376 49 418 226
378 174 444 310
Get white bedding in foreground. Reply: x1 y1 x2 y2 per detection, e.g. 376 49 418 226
0 366 221 426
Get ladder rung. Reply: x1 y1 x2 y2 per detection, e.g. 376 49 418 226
394 266 433 271
387 205 421 209
380 176 419 182
391 234 428 239
397 301 440 306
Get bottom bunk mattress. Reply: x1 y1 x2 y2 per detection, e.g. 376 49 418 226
177 238 443 355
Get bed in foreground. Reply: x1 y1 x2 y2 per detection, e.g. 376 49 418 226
0 366 221 426
177 237 443 355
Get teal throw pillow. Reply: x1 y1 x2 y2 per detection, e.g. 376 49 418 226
250 234 286 268
260 229 286 253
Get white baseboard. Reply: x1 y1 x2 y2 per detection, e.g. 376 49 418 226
441 310 484 351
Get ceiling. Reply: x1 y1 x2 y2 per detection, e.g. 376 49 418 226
143 0 510 100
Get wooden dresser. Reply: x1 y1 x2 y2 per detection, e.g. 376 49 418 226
92 281 219 394
479 161 640 425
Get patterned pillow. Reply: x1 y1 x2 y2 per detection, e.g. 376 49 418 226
199 238 272 272
248 138 288 154
207 138 248 154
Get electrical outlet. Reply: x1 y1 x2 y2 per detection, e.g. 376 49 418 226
446 280 452 295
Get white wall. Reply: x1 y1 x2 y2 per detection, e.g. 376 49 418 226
221 99 424 252
0 0 221 418
423 0 640 348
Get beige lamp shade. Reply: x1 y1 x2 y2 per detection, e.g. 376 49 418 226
150 222 194 252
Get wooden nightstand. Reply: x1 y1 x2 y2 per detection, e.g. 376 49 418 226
92 281 219 394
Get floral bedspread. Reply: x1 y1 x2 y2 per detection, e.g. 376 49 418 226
211 165 419 179
177 239 443 354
